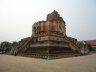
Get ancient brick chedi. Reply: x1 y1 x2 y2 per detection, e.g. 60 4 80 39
16 10 81 59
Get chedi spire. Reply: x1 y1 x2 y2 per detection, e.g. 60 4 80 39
47 10 64 22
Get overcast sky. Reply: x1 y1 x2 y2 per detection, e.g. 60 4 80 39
0 0 96 42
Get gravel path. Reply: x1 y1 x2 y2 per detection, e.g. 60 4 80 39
0 54 96 72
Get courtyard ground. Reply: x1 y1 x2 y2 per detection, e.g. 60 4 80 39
0 54 96 72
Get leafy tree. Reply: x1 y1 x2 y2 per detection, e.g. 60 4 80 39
87 44 92 51
12 41 18 48
0 41 12 53
0 43 2 52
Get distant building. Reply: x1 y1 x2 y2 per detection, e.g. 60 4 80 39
86 40 96 51
14 10 89 59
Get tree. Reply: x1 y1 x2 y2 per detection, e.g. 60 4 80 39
0 41 12 53
87 44 92 51
12 41 18 48
10 41 19 55
0 43 1 48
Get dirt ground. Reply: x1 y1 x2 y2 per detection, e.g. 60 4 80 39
0 54 96 72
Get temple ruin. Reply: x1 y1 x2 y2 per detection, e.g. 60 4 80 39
15 10 81 59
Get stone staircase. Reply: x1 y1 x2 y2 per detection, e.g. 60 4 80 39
16 37 33 54
66 37 81 54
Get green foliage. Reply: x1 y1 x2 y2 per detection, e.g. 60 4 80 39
0 41 12 51
12 41 18 48
91 47 96 51
87 44 92 51
0 41 19 54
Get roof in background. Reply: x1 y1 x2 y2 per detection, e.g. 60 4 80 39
86 40 96 46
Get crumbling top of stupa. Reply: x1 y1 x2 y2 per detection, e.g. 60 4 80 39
46 10 64 22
